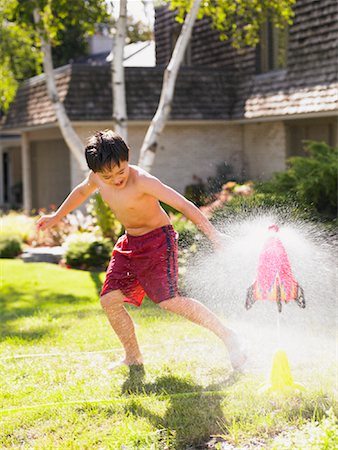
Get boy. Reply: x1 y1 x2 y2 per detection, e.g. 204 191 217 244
37 130 246 370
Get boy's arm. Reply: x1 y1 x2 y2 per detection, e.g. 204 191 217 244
141 175 223 248
37 171 98 230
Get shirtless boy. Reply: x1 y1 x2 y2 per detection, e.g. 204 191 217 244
37 130 246 370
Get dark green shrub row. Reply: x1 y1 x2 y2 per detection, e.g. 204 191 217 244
64 238 113 270
256 141 337 220
210 141 337 224
0 235 23 258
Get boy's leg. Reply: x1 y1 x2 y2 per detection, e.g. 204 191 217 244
159 296 246 369
100 290 143 366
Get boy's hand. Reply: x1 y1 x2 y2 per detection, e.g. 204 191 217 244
36 213 60 231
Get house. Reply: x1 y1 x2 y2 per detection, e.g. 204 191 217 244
1 0 337 210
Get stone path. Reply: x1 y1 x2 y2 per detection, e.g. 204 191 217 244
21 246 64 264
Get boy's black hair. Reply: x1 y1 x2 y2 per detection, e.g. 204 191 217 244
85 130 129 172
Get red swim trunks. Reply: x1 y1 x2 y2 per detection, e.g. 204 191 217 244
100 225 179 306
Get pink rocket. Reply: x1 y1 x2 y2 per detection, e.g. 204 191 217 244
246 224 306 313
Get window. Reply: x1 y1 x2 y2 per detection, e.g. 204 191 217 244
256 22 288 73
171 27 191 66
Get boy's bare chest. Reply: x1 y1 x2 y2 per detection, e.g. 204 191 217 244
98 185 143 215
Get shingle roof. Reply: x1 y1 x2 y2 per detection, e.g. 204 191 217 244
155 0 338 119
3 65 233 129
232 0 338 118
4 0 337 130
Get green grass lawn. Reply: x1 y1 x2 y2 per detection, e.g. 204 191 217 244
1 260 337 449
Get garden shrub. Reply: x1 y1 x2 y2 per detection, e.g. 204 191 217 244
211 193 311 223
35 208 97 247
87 193 122 241
256 141 338 219
64 233 113 269
184 163 237 206
0 210 93 247
0 212 35 243
184 177 207 207
170 213 201 248
0 234 23 258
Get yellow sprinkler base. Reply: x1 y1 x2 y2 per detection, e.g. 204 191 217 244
258 349 305 394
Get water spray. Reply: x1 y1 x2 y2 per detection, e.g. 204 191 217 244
246 224 305 393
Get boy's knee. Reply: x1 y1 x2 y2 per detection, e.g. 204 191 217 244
159 299 170 310
100 290 124 310
158 296 179 310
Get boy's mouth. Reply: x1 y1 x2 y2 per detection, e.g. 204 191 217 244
115 180 125 187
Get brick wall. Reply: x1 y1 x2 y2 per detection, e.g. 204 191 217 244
242 122 286 180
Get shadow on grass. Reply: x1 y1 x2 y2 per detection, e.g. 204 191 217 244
1 285 162 342
0 286 101 341
1 286 98 316
89 272 103 296
120 365 238 449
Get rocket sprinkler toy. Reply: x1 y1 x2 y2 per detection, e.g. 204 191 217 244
245 224 306 313
245 224 306 393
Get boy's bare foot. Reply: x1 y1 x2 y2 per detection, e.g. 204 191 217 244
226 332 247 371
108 358 144 371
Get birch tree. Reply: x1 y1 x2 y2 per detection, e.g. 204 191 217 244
138 0 202 171
109 0 153 142
33 9 87 172
111 0 128 141
9 0 108 173
138 0 295 172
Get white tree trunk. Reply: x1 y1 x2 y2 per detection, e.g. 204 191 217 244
138 0 202 172
112 0 128 141
33 9 87 173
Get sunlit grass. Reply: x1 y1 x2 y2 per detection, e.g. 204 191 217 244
1 260 337 449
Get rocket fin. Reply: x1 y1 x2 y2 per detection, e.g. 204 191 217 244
296 285 306 309
245 283 256 310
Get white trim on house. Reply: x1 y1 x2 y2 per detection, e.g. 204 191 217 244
230 110 338 124
21 133 32 211
4 109 337 135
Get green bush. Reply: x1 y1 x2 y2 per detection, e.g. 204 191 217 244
170 213 201 248
256 141 338 219
64 234 113 269
0 212 36 243
184 163 237 207
211 192 310 223
0 210 88 247
0 235 23 258
87 193 122 241
184 180 207 207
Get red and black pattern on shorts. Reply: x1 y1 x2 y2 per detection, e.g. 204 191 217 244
100 225 179 306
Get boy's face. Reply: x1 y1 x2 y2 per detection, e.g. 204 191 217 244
97 160 130 189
